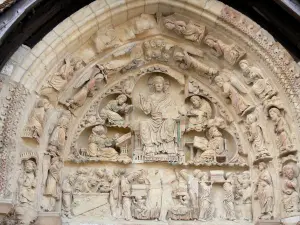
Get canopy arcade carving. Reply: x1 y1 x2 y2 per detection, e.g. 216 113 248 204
0 1 300 225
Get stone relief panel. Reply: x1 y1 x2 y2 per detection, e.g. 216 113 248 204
60 166 256 224
1 6 300 225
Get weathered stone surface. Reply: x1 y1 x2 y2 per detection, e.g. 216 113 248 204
0 1 300 225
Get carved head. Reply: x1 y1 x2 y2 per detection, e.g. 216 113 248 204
283 165 296 180
239 59 249 72
214 75 224 88
268 107 281 121
204 35 217 47
258 162 267 171
117 94 127 105
152 76 165 93
164 18 176 30
208 126 222 139
249 67 263 80
174 21 187 33
68 173 77 185
92 125 106 135
246 112 257 124
193 169 202 178
24 159 37 173
190 96 202 108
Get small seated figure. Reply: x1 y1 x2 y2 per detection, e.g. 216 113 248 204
86 125 119 161
132 195 150 220
168 194 192 220
186 96 212 132
99 94 133 126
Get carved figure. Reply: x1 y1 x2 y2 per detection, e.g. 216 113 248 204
107 169 122 218
146 169 162 220
240 171 252 221
204 35 246 65
239 59 277 100
139 75 179 156
186 96 212 132
66 64 107 109
168 194 192 220
62 173 76 218
22 99 51 142
254 162 274 219
18 159 37 206
143 39 173 62
198 172 214 221
48 111 71 154
42 157 63 211
246 112 272 161
40 57 84 103
173 50 218 76
132 195 149 219
159 170 176 222
223 176 236 221
282 164 300 214
99 94 133 126
268 107 295 156
86 125 119 160
122 191 132 221
215 70 253 116
197 125 226 163
163 18 206 43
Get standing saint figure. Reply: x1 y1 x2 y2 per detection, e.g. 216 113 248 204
139 75 179 156
159 170 176 222
254 162 274 219
108 169 122 218
146 169 162 220
199 172 213 221
223 177 236 221
246 112 271 161
268 107 295 156
62 174 76 218
42 157 63 211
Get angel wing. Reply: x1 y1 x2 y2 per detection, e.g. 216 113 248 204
73 66 99 89
180 44 204 57
230 76 248 94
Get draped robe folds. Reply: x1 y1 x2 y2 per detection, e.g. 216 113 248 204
256 170 274 215
199 182 212 220
44 161 61 198
109 176 121 217
140 93 178 155
146 174 162 219
19 172 36 205
274 118 293 152
223 82 250 115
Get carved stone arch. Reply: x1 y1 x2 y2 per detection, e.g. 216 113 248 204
0 1 300 225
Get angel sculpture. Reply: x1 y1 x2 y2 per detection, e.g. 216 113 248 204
215 70 254 116
65 64 107 110
173 49 218 76
204 35 245 65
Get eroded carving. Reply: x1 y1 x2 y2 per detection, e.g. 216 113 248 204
21 99 51 143
139 75 179 161
204 35 246 65
254 162 274 220
245 112 272 163
215 70 254 116
239 60 277 100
